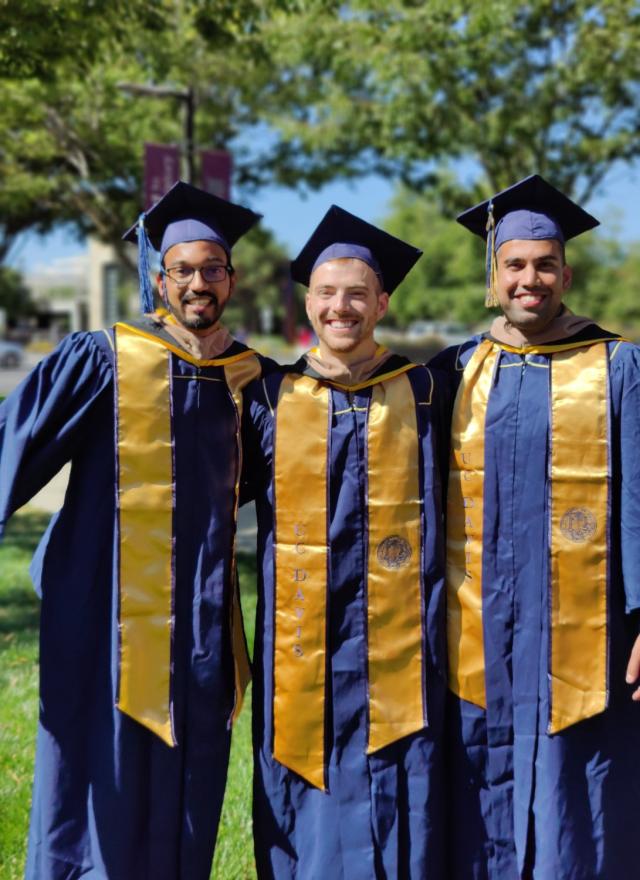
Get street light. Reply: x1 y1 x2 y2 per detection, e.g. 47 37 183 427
117 82 195 183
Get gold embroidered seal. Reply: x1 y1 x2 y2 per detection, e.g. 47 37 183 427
376 535 412 570
560 507 597 543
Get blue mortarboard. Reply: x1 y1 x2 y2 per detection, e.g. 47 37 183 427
456 175 599 307
122 180 262 313
290 205 422 294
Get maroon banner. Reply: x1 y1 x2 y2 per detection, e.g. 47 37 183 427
144 143 180 209
201 150 232 200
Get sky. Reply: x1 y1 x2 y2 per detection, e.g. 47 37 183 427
7 165 640 278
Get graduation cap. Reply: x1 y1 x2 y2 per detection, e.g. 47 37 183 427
290 205 422 294
456 174 599 307
122 180 262 313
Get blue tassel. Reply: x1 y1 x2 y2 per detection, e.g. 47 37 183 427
136 213 156 314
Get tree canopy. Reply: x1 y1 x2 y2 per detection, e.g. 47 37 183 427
0 265 35 325
2 0 640 277
258 0 640 205
0 1 283 262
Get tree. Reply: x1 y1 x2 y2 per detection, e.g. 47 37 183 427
4 0 640 275
0 266 35 325
610 244 640 330
381 187 487 327
256 0 640 205
0 1 167 80
0 1 176 261
223 226 293 334
0 1 288 264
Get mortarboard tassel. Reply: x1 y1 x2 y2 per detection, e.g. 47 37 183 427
136 213 156 314
484 202 499 308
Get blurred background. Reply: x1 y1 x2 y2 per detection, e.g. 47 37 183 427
2 0 640 394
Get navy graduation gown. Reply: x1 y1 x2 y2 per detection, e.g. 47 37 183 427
243 357 449 880
432 330 640 880
0 321 258 880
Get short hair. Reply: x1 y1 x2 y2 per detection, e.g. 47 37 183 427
309 257 384 295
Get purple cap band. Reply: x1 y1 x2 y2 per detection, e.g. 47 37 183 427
495 209 564 251
160 219 231 261
310 242 382 279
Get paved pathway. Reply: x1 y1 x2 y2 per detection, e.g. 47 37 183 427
0 363 32 397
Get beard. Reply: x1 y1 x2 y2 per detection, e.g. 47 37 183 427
170 292 222 330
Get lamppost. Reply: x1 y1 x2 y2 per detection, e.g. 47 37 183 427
117 82 195 183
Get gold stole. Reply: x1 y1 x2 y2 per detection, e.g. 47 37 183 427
273 369 426 789
447 339 497 708
114 323 259 744
549 344 608 731
447 339 610 731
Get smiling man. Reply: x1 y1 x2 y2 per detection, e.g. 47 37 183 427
432 175 640 879
304 249 389 363
149 190 241 359
243 206 449 879
493 236 570 332
0 181 267 879
162 239 232 329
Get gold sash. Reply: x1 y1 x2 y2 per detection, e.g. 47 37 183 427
447 339 610 730
549 343 609 731
447 339 497 707
273 370 426 788
114 323 259 744
367 373 425 752
273 374 330 790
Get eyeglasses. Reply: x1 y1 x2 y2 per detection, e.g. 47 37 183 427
163 264 233 285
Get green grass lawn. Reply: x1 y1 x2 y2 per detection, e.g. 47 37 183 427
0 511 258 879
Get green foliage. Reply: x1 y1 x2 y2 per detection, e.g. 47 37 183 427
0 513 47 879
3 0 640 297
564 236 640 333
382 187 487 326
0 2 285 264
0 267 34 324
257 0 640 205
0 1 168 80
609 243 640 327
225 226 295 334
0 512 258 879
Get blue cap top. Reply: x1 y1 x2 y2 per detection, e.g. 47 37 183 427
494 208 565 250
160 218 230 261
456 174 599 245
291 205 422 294
311 242 382 278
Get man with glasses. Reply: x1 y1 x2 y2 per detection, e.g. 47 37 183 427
0 181 266 880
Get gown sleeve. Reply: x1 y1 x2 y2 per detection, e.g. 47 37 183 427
0 331 113 536
611 342 640 613
427 344 469 502
239 369 280 507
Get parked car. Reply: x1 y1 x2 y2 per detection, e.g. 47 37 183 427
0 340 24 368
406 320 468 347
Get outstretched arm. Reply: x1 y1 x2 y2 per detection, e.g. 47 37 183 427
0 332 112 536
